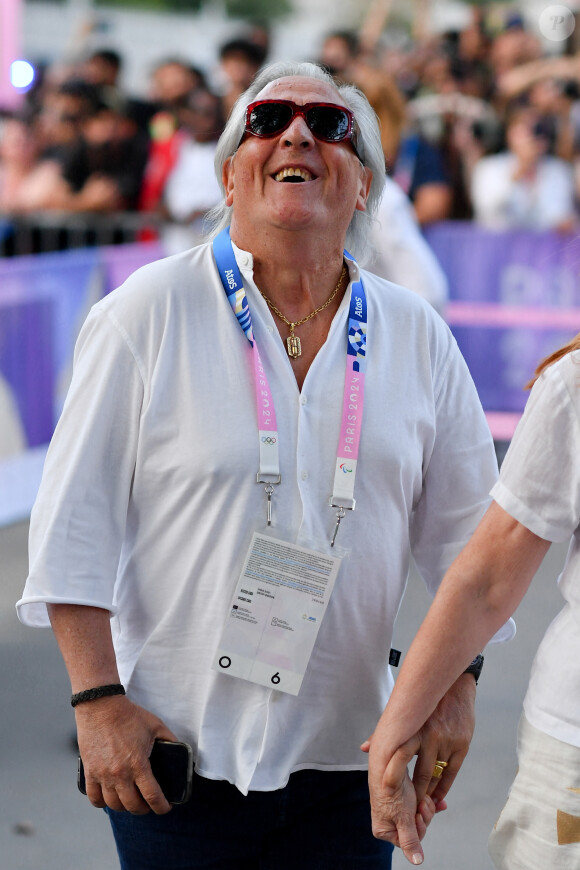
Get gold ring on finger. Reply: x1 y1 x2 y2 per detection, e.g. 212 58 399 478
432 760 448 779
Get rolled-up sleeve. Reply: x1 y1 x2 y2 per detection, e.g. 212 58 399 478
492 360 580 543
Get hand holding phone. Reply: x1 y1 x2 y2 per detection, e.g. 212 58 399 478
78 739 194 805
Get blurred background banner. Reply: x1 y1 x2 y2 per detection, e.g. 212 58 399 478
0 292 54 447
3 0 580 524
2 226 580 527
0 248 102 445
426 223 580 418
0 241 165 441
0 0 23 112
0 241 163 526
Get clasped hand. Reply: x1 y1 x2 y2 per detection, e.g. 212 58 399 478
362 676 476 865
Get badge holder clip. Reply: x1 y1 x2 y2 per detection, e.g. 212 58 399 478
257 473 281 526
329 498 356 547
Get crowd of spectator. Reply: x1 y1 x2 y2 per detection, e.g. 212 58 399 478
0 33 268 252
326 6 580 232
3 5 580 255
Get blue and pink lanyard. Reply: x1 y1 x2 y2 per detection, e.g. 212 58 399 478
213 227 367 545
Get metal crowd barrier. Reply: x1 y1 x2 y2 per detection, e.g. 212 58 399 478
0 211 164 256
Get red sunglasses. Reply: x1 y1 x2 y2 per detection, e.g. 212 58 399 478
240 99 362 159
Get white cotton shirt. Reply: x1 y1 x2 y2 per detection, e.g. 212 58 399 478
492 350 580 748
17 239 504 794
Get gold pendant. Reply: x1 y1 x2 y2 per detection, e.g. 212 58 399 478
287 334 301 358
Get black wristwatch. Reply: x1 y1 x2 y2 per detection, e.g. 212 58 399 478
463 654 484 685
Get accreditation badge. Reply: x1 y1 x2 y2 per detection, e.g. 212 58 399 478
212 532 343 695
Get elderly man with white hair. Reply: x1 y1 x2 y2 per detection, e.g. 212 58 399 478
17 61 506 869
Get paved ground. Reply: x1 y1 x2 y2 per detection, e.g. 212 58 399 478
0 518 567 869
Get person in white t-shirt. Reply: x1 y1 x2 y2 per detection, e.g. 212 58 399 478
470 105 576 232
161 86 224 254
365 335 580 866
17 61 506 870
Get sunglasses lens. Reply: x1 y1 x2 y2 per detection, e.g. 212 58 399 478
249 103 293 136
307 106 350 141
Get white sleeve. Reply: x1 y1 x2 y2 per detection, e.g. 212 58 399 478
16 303 145 626
492 357 580 542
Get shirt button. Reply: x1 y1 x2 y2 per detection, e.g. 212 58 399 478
240 254 250 266
301 471 309 480
300 396 307 406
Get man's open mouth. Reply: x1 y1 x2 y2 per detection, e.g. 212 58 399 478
274 167 313 183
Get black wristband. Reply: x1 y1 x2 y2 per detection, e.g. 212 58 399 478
71 684 126 708
463 654 484 685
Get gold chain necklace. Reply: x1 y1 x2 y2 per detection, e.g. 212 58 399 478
259 264 347 359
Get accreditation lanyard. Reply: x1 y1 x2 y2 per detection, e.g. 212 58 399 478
212 227 367 545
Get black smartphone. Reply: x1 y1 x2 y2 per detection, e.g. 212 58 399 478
77 739 194 805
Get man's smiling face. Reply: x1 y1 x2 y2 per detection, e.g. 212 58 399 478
223 76 371 246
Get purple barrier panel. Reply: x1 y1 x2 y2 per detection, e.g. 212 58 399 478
0 296 54 447
101 242 166 296
0 249 103 446
0 244 161 526
424 224 580 420
425 223 580 307
452 323 577 413
0 248 102 378
448 301 580 416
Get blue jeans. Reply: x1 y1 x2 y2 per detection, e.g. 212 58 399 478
106 769 394 869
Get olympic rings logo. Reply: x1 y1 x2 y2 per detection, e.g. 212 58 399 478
261 436 277 444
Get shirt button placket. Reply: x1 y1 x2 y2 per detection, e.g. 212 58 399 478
298 394 309 488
